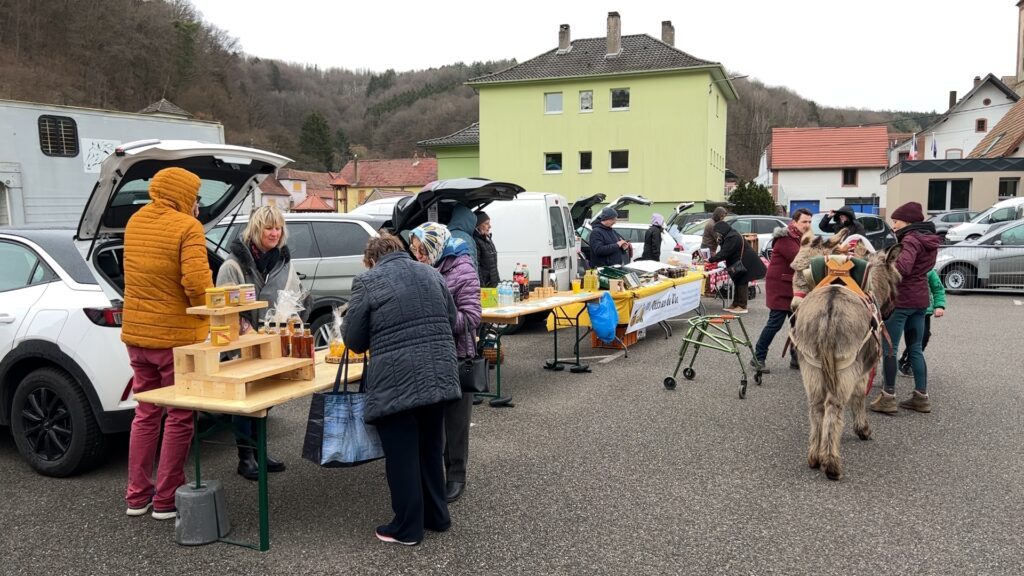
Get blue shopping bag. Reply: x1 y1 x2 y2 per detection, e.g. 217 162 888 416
302 352 384 468
587 292 618 344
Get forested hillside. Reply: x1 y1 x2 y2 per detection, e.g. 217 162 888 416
0 0 929 177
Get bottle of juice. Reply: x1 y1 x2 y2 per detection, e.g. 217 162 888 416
302 325 315 359
291 324 305 358
277 321 291 357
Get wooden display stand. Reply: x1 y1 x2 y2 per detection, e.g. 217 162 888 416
174 301 314 401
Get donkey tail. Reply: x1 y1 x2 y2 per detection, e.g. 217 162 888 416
816 289 843 399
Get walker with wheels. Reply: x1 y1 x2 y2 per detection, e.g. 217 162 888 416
663 313 762 399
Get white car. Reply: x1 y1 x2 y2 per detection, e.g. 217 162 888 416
945 197 1024 243
0 228 133 477
0 139 290 477
349 196 406 217
583 222 681 264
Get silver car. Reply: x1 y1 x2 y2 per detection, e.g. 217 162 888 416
934 219 1024 291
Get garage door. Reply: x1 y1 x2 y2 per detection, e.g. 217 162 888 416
789 200 819 214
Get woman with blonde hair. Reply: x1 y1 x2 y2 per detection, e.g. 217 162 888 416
217 205 309 479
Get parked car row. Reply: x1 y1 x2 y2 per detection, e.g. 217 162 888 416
945 197 1024 243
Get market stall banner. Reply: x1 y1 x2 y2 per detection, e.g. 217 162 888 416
625 279 701 333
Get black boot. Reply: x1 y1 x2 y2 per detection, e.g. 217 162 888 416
445 481 465 503
237 447 287 481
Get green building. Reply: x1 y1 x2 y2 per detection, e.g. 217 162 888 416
417 123 480 180
467 14 737 223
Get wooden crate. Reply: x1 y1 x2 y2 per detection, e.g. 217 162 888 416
590 325 638 350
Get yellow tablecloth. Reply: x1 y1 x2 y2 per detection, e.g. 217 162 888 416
546 272 705 330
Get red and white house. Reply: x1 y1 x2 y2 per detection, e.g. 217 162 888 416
758 126 890 215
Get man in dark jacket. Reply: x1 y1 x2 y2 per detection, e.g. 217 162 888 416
640 213 665 261
869 201 941 416
820 205 867 238
708 220 767 314
343 234 461 546
753 208 812 371
473 211 500 288
589 206 630 267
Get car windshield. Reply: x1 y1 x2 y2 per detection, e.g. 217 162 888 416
681 219 708 235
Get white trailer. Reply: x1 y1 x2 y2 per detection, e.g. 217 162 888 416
0 99 224 227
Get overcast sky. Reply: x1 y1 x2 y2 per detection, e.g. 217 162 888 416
189 0 1020 113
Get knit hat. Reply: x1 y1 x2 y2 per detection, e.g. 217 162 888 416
410 222 451 265
890 202 925 223
476 211 490 226
596 206 618 222
650 213 665 227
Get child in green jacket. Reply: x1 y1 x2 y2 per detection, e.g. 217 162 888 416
899 269 946 376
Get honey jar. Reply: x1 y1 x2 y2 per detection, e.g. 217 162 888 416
239 283 257 305
224 285 241 307
205 287 227 308
210 324 231 346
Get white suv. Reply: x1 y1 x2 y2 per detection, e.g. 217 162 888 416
1 140 290 476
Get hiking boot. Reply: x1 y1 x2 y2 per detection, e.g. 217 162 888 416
899 391 931 413
869 392 898 414
749 358 769 374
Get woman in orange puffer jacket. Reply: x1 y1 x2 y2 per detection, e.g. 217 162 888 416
121 167 213 520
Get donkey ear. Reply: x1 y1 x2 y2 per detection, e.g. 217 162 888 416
884 244 903 265
800 230 815 246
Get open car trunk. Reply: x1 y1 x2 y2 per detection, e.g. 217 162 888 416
91 241 225 299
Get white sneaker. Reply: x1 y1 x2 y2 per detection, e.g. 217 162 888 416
126 502 152 517
724 307 748 315
151 508 177 521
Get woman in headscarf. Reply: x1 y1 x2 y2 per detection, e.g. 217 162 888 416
409 222 481 504
640 213 665 261
707 220 766 314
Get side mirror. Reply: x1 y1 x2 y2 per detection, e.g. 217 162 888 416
993 240 1003 247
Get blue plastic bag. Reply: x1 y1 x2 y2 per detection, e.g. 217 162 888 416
587 292 618 344
302 353 383 468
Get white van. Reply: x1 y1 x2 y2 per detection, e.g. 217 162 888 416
946 197 1024 243
485 192 577 291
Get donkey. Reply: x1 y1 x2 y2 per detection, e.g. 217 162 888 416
788 232 902 481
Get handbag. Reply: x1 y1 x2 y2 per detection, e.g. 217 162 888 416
727 240 748 277
301 351 384 468
458 326 489 394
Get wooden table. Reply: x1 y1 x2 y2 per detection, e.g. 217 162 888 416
135 350 360 551
478 291 602 407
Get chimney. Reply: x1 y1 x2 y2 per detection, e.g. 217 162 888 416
949 90 957 109
606 12 621 57
353 155 359 185
974 75 982 87
661 20 674 47
558 24 570 51
1018 1 1024 83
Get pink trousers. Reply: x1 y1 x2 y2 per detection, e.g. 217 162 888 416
125 346 193 511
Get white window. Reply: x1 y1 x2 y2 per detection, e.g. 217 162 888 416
579 151 592 172
999 177 1019 199
579 90 593 112
544 92 563 114
945 149 963 159
609 150 629 172
544 153 563 173
611 88 630 110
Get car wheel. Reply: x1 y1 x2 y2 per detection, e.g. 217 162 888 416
10 367 104 477
942 265 976 291
310 313 335 350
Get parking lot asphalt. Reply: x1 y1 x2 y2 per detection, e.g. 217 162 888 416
1 293 1022 576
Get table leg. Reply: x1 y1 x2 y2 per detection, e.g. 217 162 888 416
488 331 513 407
192 412 202 489
569 306 591 373
544 310 565 372
257 417 270 552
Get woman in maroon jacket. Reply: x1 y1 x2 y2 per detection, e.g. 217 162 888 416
410 222 481 504
869 202 941 415
753 209 812 371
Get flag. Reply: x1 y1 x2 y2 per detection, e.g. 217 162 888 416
931 132 938 158
909 133 917 160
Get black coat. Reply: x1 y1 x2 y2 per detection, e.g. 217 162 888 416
473 230 500 288
342 251 461 423
640 225 662 261
819 206 867 238
589 222 629 267
708 221 766 284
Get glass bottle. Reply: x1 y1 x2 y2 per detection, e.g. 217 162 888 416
277 321 291 357
291 324 306 358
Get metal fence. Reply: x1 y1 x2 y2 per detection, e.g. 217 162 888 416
934 244 1024 293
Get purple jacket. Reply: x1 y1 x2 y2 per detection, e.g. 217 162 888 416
438 253 482 359
893 223 941 309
